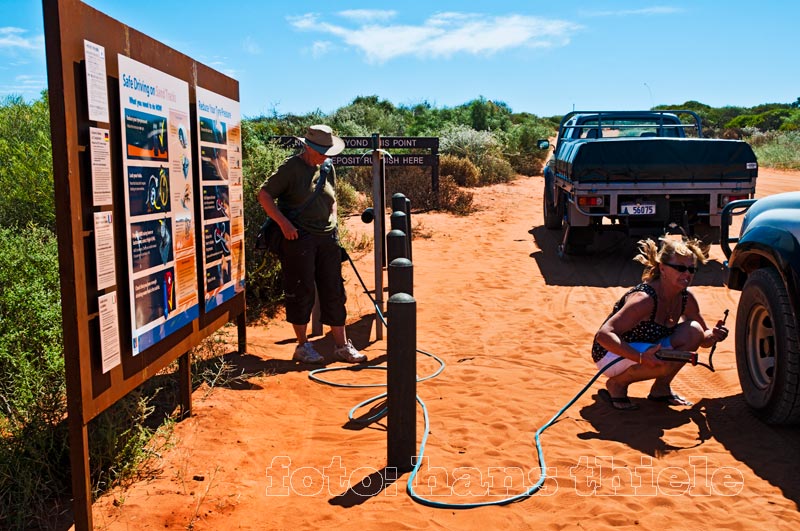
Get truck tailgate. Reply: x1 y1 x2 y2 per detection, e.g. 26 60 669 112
555 138 757 183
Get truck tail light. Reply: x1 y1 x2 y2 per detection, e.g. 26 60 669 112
578 196 605 207
720 194 749 207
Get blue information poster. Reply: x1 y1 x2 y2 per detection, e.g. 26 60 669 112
119 55 199 355
196 87 244 312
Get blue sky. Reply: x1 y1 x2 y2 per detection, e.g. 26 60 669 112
2 1 798 119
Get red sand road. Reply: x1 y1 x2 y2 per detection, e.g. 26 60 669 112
89 167 800 531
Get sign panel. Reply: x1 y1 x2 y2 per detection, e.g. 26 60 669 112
84 40 109 123
195 87 245 312
93 211 116 290
89 126 112 205
330 154 436 167
273 136 439 150
98 291 121 373
118 55 199 355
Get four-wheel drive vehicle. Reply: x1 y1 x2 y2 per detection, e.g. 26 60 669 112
541 110 758 255
721 192 800 425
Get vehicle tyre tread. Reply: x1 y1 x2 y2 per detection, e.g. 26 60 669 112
736 267 800 425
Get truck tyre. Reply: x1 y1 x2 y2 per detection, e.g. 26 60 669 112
735 267 800 425
543 186 563 229
561 225 595 256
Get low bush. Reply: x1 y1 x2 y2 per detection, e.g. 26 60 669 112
745 130 800 170
440 154 479 187
436 175 474 215
0 226 179 529
475 155 516 186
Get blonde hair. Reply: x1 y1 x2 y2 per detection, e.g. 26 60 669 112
634 236 709 282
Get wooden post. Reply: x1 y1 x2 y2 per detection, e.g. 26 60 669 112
431 146 440 208
371 134 384 341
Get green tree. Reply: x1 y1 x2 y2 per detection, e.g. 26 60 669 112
330 95 406 136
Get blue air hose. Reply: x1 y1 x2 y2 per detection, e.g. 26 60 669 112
308 253 621 507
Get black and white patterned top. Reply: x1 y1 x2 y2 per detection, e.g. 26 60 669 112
591 283 688 362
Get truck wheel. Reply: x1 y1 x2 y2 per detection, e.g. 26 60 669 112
543 187 563 229
563 226 595 255
735 267 800 425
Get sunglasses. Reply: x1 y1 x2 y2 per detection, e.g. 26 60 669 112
662 262 698 274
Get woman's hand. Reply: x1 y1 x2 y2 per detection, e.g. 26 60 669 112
708 320 729 344
639 344 663 368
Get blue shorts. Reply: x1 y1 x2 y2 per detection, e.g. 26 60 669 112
595 338 672 377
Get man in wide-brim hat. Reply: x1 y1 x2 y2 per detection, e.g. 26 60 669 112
298 124 345 156
258 125 366 365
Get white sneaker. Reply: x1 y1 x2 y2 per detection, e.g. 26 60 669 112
334 339 367 363
293 342 325 364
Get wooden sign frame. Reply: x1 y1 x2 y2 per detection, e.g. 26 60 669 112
43 1 246 528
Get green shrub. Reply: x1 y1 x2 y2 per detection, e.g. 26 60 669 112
475 155 516 186
0 94 55 230
0 225 67 528
439 154 479 187
436 175 474 215
335 178 363 214
746 130 800 170
241 122 292 316
439 124 501 163
502 119 553 176
438 124 516 185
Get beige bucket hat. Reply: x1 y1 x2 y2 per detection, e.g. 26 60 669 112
299 124 345 156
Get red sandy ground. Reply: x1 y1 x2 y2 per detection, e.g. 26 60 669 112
88 168 800 531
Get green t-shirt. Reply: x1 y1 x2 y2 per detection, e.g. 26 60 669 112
260 155 337 235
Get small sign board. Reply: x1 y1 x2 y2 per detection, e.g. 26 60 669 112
330 154 435 167
272 136 439 152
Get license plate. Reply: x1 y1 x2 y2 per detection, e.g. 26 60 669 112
621 202 656 215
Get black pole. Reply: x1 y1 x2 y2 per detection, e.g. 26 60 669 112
387 292 416 473
390 211 410 260
390 210 407 232
391 192 406 213
387 229 407 262
404 197 412 263
388 258 413 297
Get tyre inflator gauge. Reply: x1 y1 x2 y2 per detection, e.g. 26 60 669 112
654 309 730 372
656 349 699 364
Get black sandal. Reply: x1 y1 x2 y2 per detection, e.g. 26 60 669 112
598 389 640 411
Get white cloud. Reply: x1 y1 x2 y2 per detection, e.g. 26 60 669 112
311 41 332 58
0 73 46 98
287 14 319 30
242 36 262 55
579 6 683 17
0 27 44 52
289 12 581 63
337 10 397 23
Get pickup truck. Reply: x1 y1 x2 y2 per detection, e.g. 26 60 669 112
541 111 758 255
721 193 800 425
